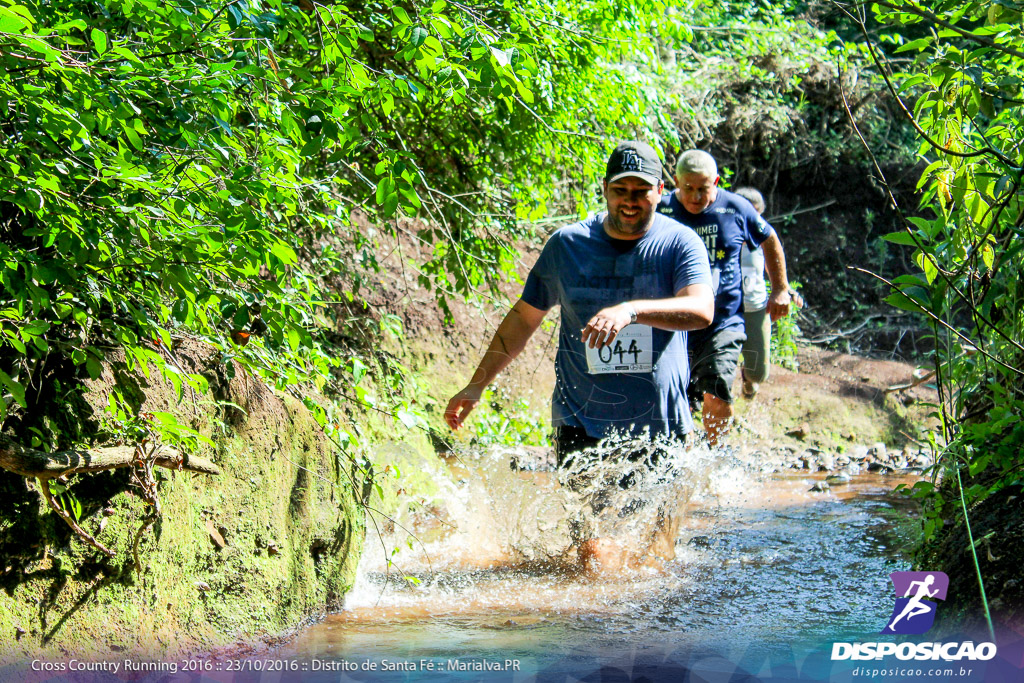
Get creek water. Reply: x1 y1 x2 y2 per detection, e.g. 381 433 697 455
280 441 922 681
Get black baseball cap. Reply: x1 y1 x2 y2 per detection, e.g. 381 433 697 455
605 141 663 185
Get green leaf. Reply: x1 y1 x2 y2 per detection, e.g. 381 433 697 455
22 320 50 335
0 370 27 408
270 242 297 265
882 231 918 247
410 26 427 48
85 355 103 380
895 37 932 53
392 6 411 24
884 287 929 314
91 28 108 54
351 358 368 384
0 8 29 32
121 123 144 151
396 408 421 429
490 47 509 67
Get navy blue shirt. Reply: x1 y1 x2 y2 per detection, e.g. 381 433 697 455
521 212 711 438
658 189 774 345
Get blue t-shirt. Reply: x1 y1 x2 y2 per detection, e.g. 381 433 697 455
657 189 774 344
521 212 712 439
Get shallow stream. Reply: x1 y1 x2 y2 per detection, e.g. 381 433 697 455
280 442 922 681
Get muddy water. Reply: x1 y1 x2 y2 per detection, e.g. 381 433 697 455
283 444 920 679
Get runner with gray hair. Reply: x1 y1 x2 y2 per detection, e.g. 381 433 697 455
657 151 799 446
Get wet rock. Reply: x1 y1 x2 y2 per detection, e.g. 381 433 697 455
809 481 830 493
847 462 862 476
508 445 556 471
826 472 851 485
868 442 887 459
835 454 851 467
866 462 892 474
911 453 933 468
427 428 453 455
819 453 835 471
787 423 810 440
850 444 870 460
687 535 713 549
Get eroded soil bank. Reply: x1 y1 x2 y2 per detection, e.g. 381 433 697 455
0 341 363 659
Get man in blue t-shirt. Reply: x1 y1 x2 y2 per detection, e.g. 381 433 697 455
445 140 714 458
657 150 796 446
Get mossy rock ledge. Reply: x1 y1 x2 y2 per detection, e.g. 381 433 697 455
0 341 363 659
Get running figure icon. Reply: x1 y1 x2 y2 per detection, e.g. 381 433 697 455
882 571 949 635
887 575 939 631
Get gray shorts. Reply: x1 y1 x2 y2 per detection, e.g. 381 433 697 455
688 326 746 405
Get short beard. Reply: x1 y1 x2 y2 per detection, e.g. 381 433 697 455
607 210 652 236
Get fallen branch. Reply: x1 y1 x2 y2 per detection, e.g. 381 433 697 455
806 312 902 344
885 368 936 393
0 435 221 480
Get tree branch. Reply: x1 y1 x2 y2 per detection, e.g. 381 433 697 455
38 477 115 557
0 435 221 480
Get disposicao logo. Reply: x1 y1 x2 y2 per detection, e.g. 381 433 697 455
831 570 997 662
882 571 949 635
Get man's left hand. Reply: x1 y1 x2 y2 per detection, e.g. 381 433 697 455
581 303 635 348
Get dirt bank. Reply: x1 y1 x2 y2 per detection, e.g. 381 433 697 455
0 341 363 659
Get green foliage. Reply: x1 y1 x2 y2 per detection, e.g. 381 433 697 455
467 390 549 447
771 281 802 371
47 479 82 521
862 3 1022 629
0 0 693 468
656 0 917 182
868 0 1024 510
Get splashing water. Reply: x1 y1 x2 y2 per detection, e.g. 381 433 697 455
288 440 919 674
348 438 775 612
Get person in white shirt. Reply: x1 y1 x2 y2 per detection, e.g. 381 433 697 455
734 187 803 400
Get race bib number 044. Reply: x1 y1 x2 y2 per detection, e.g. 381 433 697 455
585 324 654 374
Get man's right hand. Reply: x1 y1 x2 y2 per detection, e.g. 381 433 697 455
444 385 484 430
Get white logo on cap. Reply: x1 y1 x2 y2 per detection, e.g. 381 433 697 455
620 150 643 172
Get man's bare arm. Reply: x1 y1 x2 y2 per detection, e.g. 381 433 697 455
580 283 714 349
762 232 793 322
444 299 547 429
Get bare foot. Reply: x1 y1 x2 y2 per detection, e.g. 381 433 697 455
577 538 627 575
647 513 679 561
